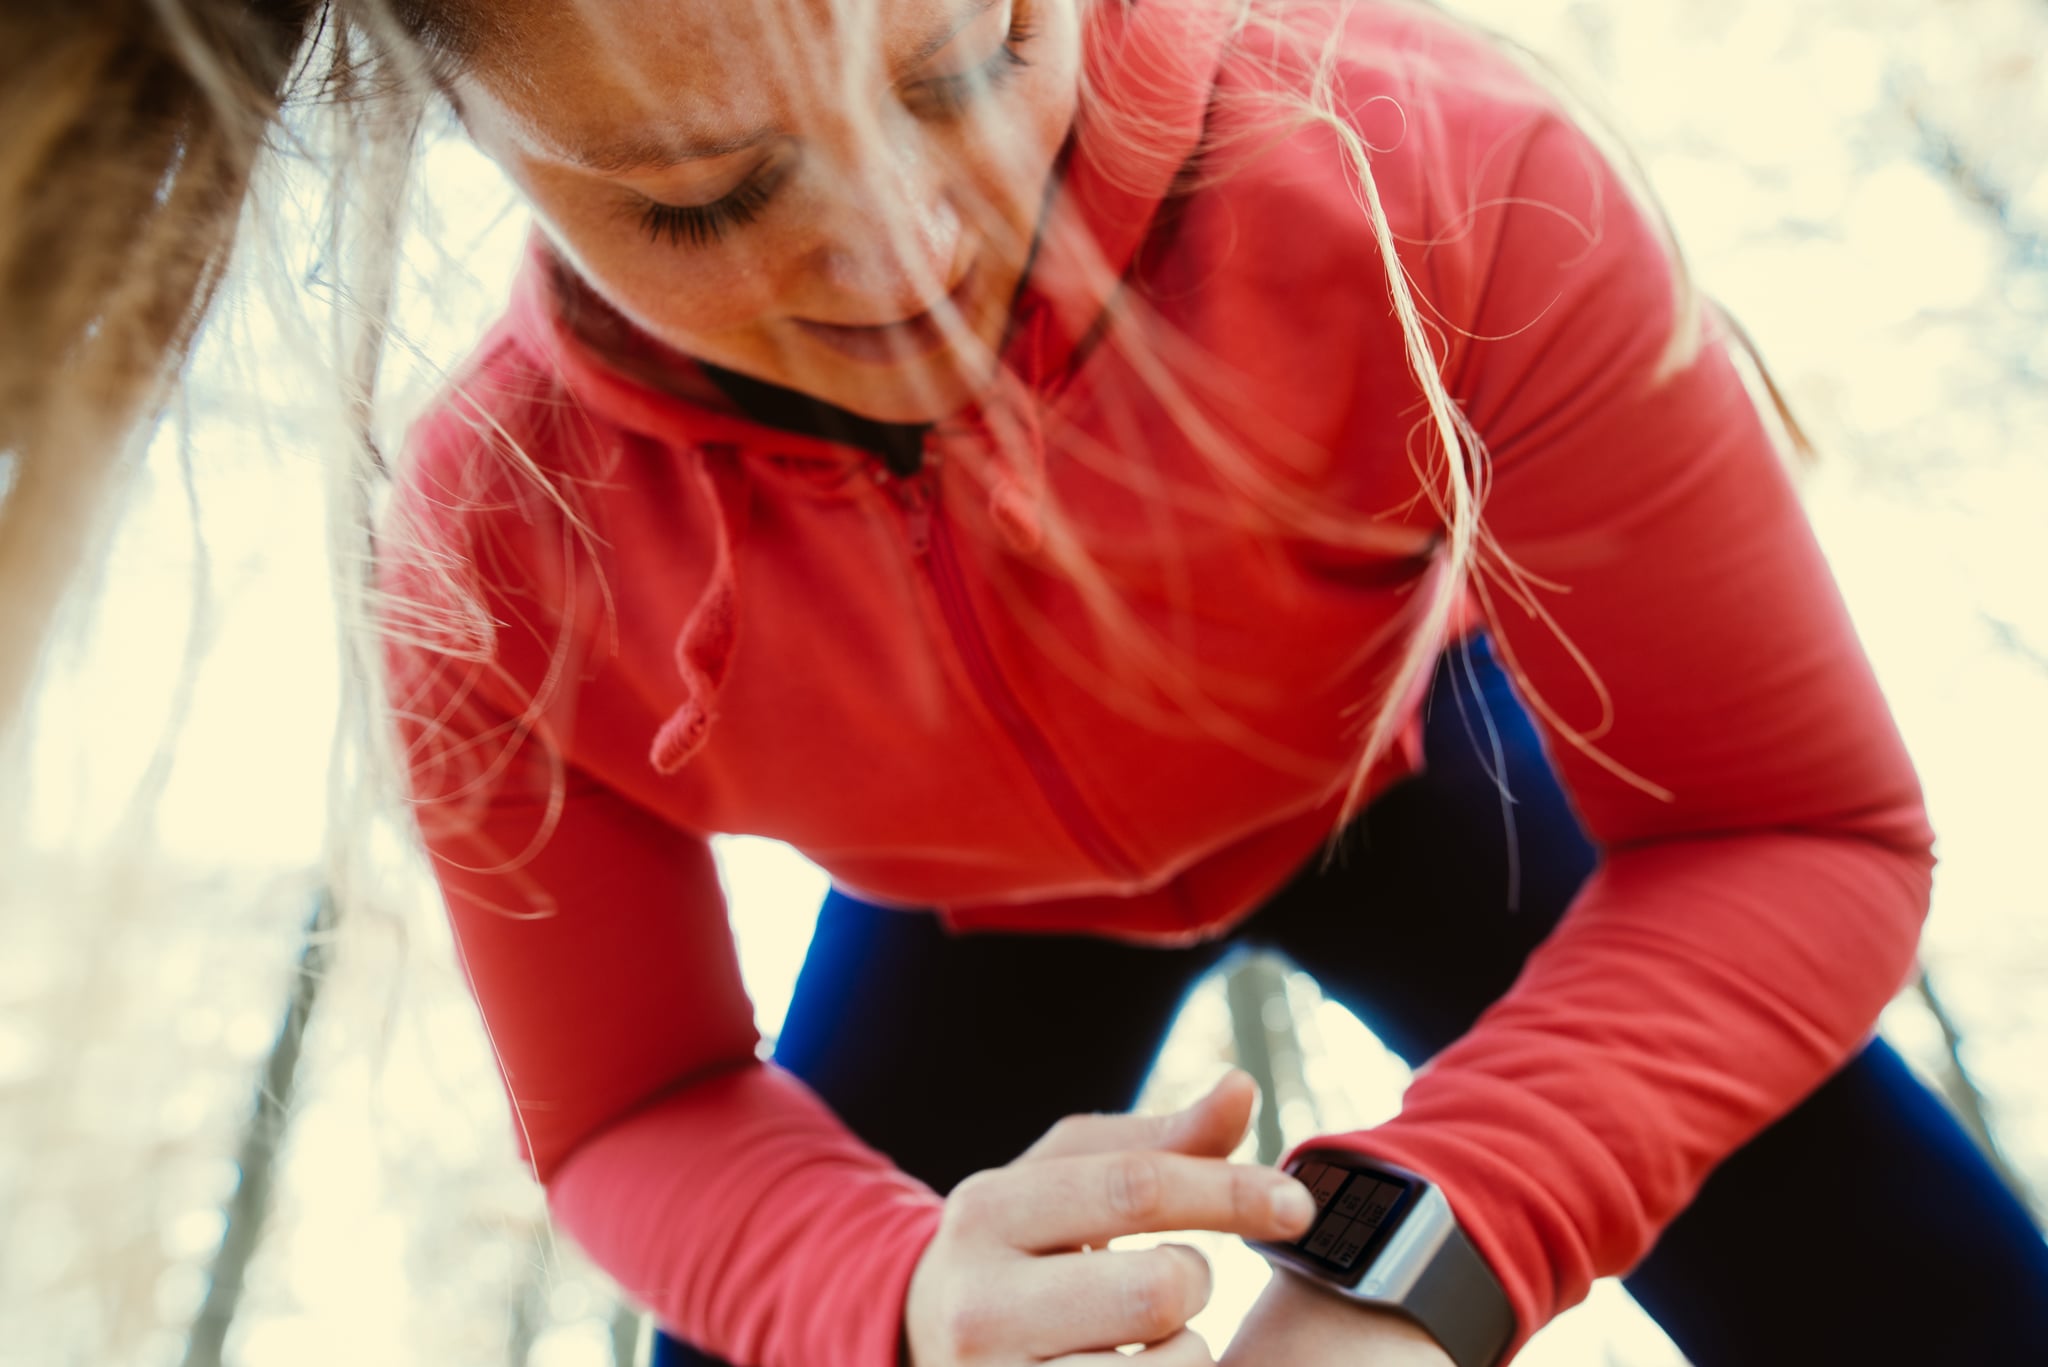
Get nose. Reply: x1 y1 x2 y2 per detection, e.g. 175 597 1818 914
804 125 964 320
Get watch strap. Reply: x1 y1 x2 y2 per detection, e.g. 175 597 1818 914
1260 1153 1515 1367
1400 1218 1515 1367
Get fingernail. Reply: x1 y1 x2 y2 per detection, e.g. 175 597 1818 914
1271 1179 1315 1228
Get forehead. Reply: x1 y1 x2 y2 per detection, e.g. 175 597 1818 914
498 0 863 68
466 0 972 158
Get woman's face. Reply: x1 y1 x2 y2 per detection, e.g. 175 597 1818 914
455 0 1083 423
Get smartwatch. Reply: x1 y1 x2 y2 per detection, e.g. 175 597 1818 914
1246 1149 1515 1367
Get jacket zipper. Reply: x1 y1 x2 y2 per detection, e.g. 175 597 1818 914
885 466 1142 882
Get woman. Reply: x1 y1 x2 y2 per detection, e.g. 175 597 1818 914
9 1 2046 1364
372 0 2048 1361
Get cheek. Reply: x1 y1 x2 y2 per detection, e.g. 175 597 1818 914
965 42 1082 236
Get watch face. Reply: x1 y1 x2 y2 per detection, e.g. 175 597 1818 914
1277 1157 1420 1281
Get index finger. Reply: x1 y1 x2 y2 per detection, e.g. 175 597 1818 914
959 1150 1314 1253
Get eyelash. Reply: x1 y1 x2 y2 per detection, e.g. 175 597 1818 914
641 172 781 250
637 9 1038 251
911 13 1036 118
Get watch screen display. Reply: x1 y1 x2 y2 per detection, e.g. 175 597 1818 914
1283 1159 1417 1276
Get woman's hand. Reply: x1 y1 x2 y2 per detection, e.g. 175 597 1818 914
902 1069 1318 1366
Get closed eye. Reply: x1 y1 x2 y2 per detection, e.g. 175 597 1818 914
639 164 784 248
903 9 1036 119
632 0 1036 251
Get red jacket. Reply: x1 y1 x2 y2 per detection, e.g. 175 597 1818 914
381 0 1935 1360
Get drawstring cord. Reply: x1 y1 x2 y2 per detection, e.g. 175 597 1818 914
961 308 1057 556
979 374 1049 556
649 443 752 775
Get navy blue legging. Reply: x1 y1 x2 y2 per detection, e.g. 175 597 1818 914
656 635 2048 1365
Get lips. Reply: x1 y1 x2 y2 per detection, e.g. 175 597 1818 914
794 262 980 366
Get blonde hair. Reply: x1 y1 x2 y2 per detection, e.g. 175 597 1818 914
1035 0 1815 825
0 1 317 725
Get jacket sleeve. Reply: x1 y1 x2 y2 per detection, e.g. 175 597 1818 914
1284 111 1936 1353
380 425 943 1367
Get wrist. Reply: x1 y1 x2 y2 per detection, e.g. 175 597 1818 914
1246 1149 1514 1367
1226 1266 1453 1367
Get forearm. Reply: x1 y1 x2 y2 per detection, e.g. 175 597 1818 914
549 1060 946 1367
1297 828 1931 1349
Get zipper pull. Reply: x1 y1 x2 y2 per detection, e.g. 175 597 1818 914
901 472 934 556
878 465 935 556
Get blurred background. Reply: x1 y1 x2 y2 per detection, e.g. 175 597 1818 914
3 0 2044 1363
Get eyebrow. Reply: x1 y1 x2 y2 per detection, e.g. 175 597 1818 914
561 0 1002 174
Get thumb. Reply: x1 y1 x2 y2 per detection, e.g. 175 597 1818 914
1017 1069 1259 1163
